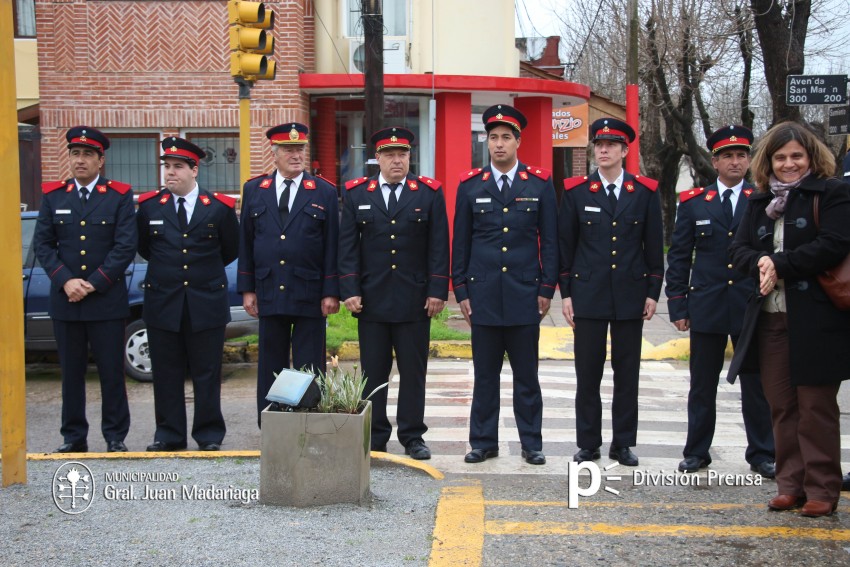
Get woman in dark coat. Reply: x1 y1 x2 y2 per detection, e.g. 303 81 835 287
730 121 850 517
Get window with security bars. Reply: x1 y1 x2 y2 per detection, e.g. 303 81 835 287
105 134 160 193
187 134 240 193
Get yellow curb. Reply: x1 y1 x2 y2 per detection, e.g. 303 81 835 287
24 450 261 460
338 334 695 362
10 450 445 479
370 451 445 480
430 484 485 567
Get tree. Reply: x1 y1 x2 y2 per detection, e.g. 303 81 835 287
750 0 809 125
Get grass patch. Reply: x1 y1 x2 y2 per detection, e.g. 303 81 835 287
232 307 469 354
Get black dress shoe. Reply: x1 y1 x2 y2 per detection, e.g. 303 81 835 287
464 448 499 463
843 472 850 491
678 456 709 473
54 441 88 453
573 448 601 463
146 441 186 452
609 446 639 466
198 442 221 451
405 439 431 460
521 449 546 465
107 440 128 453
750 461 776 479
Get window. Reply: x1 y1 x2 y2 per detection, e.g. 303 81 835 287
187 134 240 194
106 134 160 193
346 0 406 37
14 0 35 38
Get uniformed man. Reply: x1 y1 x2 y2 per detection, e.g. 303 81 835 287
559 117 664 466
137 137 239 451
339 126 449 460
666 125 775 477
34 126 137 453
237 123 340 424
452 105 558 465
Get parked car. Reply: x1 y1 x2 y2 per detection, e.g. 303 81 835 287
21 212 257 382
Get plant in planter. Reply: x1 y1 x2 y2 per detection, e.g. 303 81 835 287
259 357 387 507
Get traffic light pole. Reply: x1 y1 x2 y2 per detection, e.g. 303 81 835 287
237 78 252 201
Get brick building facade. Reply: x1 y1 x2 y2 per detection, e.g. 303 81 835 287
36 0 313 193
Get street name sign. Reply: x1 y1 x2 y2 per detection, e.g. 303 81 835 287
786 75 847 105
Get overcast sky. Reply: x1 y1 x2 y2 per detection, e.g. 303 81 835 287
514 0 850 76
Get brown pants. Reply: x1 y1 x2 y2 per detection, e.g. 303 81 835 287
757 312 841 503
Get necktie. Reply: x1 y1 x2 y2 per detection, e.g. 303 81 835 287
177 197 188 230
387 183 400 215
279 179 292 225
500 174 511 193
722 188 734 224
607 183 617 211
80 187 89 206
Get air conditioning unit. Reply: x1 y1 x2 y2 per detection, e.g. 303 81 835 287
349 38 407 74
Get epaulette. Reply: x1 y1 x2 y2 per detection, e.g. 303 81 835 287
525 165 551 180
314 173 337 188
417 175 442 190
106 180 132 194
247 172 268 183
345 177 369 191
138 190 160 204
679 187 705 203
42 180 66 194
634 174 658 191
459 168 484 183
212 192 236 208
563 176 588 191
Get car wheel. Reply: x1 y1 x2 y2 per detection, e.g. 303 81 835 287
124 318 153 383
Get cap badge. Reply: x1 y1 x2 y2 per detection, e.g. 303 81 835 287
729 136 737 142
390 136 398 142
170 146 178 153
496 113 503 120
603 126 610 133
289 128 299 140
79 135 87 142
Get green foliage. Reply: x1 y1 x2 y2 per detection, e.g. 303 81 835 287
315 361 387 414
235 307 470 353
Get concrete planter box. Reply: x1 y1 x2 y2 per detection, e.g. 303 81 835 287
260 401 372 507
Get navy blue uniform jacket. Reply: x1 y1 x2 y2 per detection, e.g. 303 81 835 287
338 173 450 322
137 188 239 332
666 183 756 334
558 171 664 319
451 164 558 326
237 172 339 318
34 177 137 321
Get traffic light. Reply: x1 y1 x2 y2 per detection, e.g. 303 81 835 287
228 1 276 81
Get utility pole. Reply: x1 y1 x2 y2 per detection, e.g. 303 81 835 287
362 0 384 174
625 0 640 172
0 0 27 487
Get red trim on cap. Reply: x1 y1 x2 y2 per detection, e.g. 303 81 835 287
711 137 751 153
163 147 200 163
69 136 104 151
269 131 309 144
375 137 411 151
595 128 628 140
486 115 521 130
